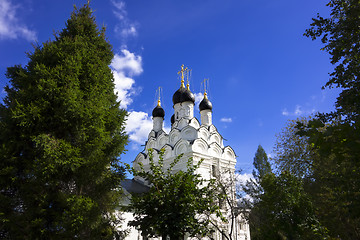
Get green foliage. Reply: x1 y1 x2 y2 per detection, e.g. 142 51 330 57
245 146 328 240
272 117 315 178
301 1 360 238
297 118 360 239
126 149 222 240
0 4 128 239
250 172 328 240
305 0 360 120
243 145 271 207
252 145 271 181
242 145 269 207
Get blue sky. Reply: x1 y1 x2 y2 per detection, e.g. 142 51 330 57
0 0 340 175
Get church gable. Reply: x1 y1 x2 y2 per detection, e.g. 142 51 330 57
126 65 250 240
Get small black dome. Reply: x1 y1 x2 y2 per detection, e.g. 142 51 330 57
171 114 175 124
199 96 212 111
152 105 165 118
172 86 195 105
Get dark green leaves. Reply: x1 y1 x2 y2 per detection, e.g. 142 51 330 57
0 3 127 239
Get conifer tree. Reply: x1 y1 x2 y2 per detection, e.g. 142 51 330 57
0 4 128 239
252 145 271 181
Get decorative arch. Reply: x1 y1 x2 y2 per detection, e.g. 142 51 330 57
148 130 156 139
134 153 147 170
169 129 180 145
134 152 145 164
209 132 223 146
174 139 190 156
209 125 218 133
181 125 198 141
146 138 156 150
209 142 222 157
198 126 210 142
223 146 236 160
157 134 169 149
162 144 173 159
177 118 189 130
189 118 200 129
192 138 208 154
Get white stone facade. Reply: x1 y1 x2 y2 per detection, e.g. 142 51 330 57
123 78 251 240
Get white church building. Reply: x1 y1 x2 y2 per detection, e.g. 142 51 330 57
121 65 251 240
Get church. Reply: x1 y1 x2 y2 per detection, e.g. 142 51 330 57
121 65 251 240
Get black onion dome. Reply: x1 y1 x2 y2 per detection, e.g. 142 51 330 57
152 105 165 118
199 96 213 111
172 87 195 105
171 114 175 124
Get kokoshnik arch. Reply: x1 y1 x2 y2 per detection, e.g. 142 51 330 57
122 65 251 240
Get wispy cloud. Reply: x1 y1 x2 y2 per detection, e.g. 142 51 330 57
111 49 143 109
0 0 36 41
220 117 233 123
110 48 156 148
110 1 152 149
111 0 138 39
282 105 315 117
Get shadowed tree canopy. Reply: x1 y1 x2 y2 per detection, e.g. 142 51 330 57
300 1 360 238
0 4 128 239
305 0 360 121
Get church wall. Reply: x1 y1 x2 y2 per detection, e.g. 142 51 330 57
127 75 250 240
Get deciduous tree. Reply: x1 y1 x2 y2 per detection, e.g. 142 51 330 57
272 117 314 178
301 1 360 238
127 149 222 240
250 172 328 240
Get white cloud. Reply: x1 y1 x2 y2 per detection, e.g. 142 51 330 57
0 0 36 41
125 110 171 147
282 108 289 116
294 105 303 115
235 173 254 202
125 111 153 144
220 117 233 123
120 25 137 38
236 172 253 184
281 105 315 117
111 0 138 39
112 49 143 76
111 0 126 19
194 92 203 108
111 49 143 109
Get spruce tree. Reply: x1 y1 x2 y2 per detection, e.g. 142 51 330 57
0 4 128 239
252 145 271 181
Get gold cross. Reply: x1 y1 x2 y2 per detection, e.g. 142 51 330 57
177 64 187 88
